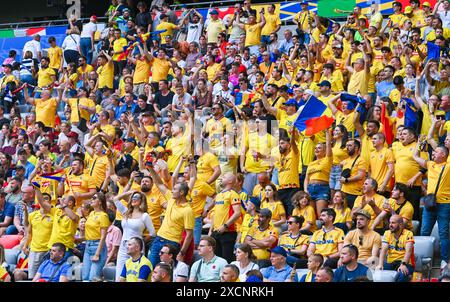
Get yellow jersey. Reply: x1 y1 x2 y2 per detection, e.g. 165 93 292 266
277 148 300 189
47 46 63 70
112 37 128 61
392 142 426 187
244 132 277 173
344 229 381 261
84 210 110 241
123 255 153 282
278 233 309 253
166 130 191 173
156 22 178 44
369 147 395 192
332 143 348 165
35 98 58 128
87 154 109 189
246 224 279 260
29 210 54 252
37 67 56 88
310 227 345 257
427 161 450 204
212 189 241 232
260 200 285 223
144 185 168 233
306 155 332 183
382 229 414 264
47 207 79 249
67 97 95 123
133 57 151 84
292 205 317 231
353 194 386 229
206 117 232 150
97 62 114 89
341 155 367 196
191 181 215 218
261 13 281 36
384 199 414 231
244 24 262 47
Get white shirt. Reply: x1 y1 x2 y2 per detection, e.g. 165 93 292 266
230 261 259 282
186 22 203 43
173 261 189 281
62 34 80 51
80 22 97 38
22 40 42 59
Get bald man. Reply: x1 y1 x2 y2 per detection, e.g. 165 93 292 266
377 215 414 282
209 172 242 263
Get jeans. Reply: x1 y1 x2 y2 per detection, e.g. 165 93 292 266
243 173 258 198
307 183 331 201
64 49 80 66
5 225 18 235
80 37 93 64
82 240 107 281
329 165 342 190
194 216 203 247
148 236 180 268
384 261 413 282
271 168 279 186
420 203 450 263
261 35 271 44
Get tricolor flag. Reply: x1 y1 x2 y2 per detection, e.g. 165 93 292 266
294 95 334 136
39 169 65 182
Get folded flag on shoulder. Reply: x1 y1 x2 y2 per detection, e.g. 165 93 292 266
294 95 334 136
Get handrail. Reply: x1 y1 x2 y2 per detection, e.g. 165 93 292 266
171 0 239 9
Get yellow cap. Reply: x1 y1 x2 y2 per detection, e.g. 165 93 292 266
422 2 431 7
404 6 413 14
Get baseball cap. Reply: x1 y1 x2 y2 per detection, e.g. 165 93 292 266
355 209 371 220
123 8 131 13
160 13 168 19
270 246 287 258
404 6 413 14
67 131 79 139
283 99 298 107
300 1 309 5
318 80 332 88
210 9 219 15
259 208 272 218
422 2 431 7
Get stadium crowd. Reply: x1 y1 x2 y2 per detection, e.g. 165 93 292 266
0 0 450 283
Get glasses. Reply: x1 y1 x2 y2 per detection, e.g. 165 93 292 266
287 221 296 225
159 251 169 255
358 235 364 246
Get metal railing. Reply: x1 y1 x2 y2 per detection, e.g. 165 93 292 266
0 16 109 30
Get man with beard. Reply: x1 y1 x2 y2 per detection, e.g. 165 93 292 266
372 183 414 232
5 177 22 205
354 113 381 165
351 178 385 234
62 86 96 133
340 139 367 208
307 208 345 269
369 133 395 198
413 144 450 270
57 158 96 209
392 127 426 221
333 244 369 282
344 209 381 267
377 215 414 282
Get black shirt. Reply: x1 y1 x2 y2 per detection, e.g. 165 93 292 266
134 104 155 115
154 91 174 110
136 12 151 29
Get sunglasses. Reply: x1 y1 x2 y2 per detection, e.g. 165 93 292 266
287 221 296 225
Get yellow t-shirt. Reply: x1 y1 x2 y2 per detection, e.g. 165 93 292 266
278 233 309 253
335 111 356 136
33 175 58 205
389 13 407 28
206 117 232 150
48 207 79 249
156 22 178 44
332 144 348 165
67 97 95 123
123 255 153 282
245 224 279 260
196 152 220 184
244 132 277 173
353 194 386 229
427 161 450 204
92 124 116 145
47 46 63 70
191 181 215 218
84 210 110 241
144 185 168 233
294 10 315 32
206 63 222 84
276 110 299 133
261 13 281 36
310 227 345 257
166 129 190 173
306 155 332 183
292 205 317 232
332 207 352 225
212 189 241 232
112 37 128 61
157 191 195 243
151 57 171 82
29 210 54 252
37 67 56 88
382 229 414 263
35 98 58 128
344 229 381 261
87 154 110 189
239 213 258 243
385 199 414 231
369 147 395 192
133 57 151 84
77 64 94 79
341 155 367 196
97 62 114 89
277 148 300 189
392 142 425 187
206 20 225 43
260 200 285 223
245 23 262 47
347 69 368 95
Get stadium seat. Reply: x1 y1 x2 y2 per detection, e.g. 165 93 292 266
4 249 20 272
372 270 398 282
412 220 420 235
430 222 440 256
102 266 116 282
296 268 309 280
414 236 435 279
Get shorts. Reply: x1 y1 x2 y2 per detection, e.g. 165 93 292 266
329 165 342 190
308 183 331 201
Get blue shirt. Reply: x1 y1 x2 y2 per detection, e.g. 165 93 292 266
37 259 71 282
279 38 294 55
333 263 369 282
0 201 15 222
261 264 295 282
375 80 396 98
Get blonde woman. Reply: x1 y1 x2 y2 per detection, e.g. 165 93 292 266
112 190 155 281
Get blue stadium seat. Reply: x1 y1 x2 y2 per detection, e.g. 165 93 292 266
102 266 116 282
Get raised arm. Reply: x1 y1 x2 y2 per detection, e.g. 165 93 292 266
261 92 278 116
412 146 427 169
327 93 342 116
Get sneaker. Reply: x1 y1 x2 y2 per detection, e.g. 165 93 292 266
440 260 448 270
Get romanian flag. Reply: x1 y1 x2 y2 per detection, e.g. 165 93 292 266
294 95 334 136
381 102 394 146
39 169 65 182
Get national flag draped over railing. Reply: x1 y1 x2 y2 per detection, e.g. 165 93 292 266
294 95 334 136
